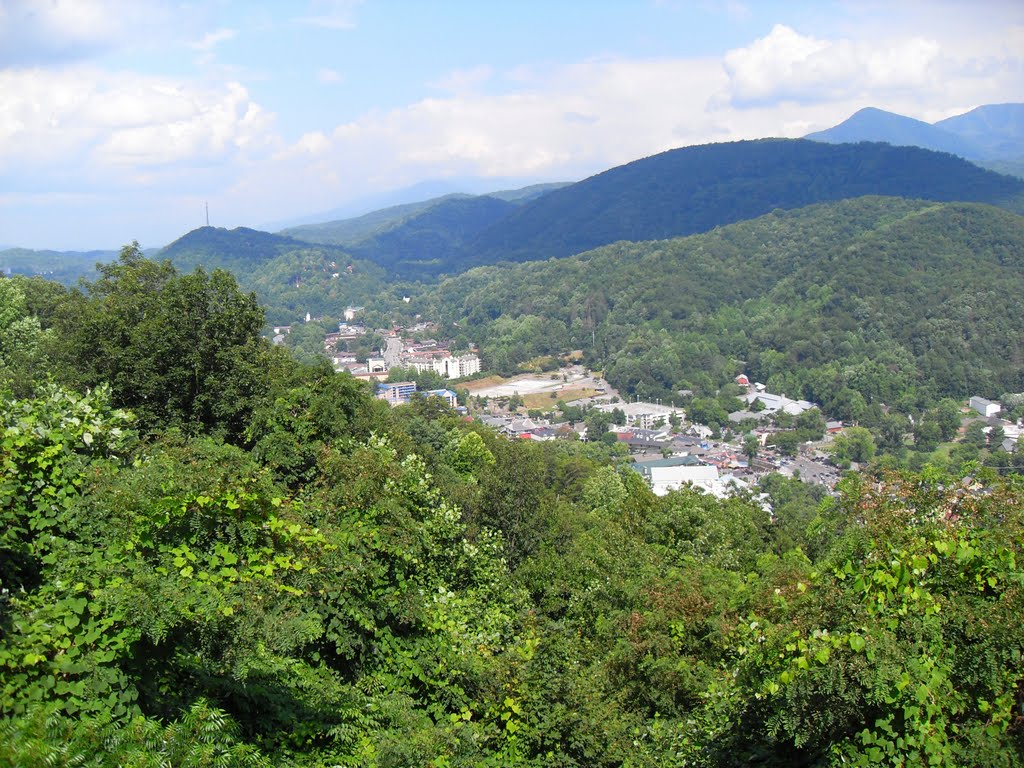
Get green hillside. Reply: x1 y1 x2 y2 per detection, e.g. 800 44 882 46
0 248 121 285
284 194 518 280
424 197 1024 413
157 226 388 325
280 194 474 246
282 183 569 248
344 194 517 279
3 243 1024 767
465 139 1024 267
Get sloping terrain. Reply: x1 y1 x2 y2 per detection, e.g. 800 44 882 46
463 139 1024 267
423 197 1024 410
804 107 975 156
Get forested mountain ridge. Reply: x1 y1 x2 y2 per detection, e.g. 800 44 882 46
280 182 569 247
156 227 389 325
935 102 1024 159
0 247 135 285
422 197 1024 414
340 194 518 280
461 139 1024 269
159 226 327 274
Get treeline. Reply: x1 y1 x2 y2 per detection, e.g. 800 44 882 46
2 249 1023 766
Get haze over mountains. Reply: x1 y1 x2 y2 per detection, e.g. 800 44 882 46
805 103 1024 176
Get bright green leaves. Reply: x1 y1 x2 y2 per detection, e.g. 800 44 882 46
713 472 1024 766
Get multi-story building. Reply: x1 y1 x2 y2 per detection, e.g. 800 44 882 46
377 381 417 406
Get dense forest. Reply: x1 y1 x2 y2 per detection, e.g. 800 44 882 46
421 197 1024 410
1 244 1023 766
463 140 1024 268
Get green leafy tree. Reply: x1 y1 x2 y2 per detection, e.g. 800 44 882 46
965 420 988 448
0 279 47 395
831 426 875 464
52 243 270 440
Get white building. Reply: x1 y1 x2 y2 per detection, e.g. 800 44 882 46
439 354 481 380
595 401 685 430
744 391 816 416
637 461 720 496
970 396 1001 418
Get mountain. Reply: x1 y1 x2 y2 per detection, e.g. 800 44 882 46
463 139 1024 267
483 181 572 203
804 107 975 157
265 178 570 230
156 226 387 324
934 103 1024 160
1 247 121 285
422 197 1024 410
281 183 570 248
159 226 326 274
331 195 518 279
806 103 1024 170
281 194 475 246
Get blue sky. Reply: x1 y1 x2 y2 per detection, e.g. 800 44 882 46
1 0 1021 250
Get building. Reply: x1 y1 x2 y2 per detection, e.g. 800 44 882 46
970 396 1001 418
744 391 816 416
440 354 481 380
594 401 684 430
426 389 458 408
632 457 717 496
377 381 417 406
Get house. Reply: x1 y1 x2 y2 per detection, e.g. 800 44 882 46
735 373 750 387
970 396 1001 418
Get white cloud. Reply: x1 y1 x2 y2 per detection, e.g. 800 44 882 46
721 24 943 106
191 28 237 52
0 0 173 66
0 67 276 173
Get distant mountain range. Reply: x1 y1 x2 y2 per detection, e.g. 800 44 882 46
123 140 1024 294
8 136 1024 325
264 178 571 230
0 247 145 285
806 103 1024 176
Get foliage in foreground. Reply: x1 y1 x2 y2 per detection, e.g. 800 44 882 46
1 379 1021 766
2 250 1022 765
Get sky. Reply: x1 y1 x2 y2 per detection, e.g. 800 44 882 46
1 0 1022 250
